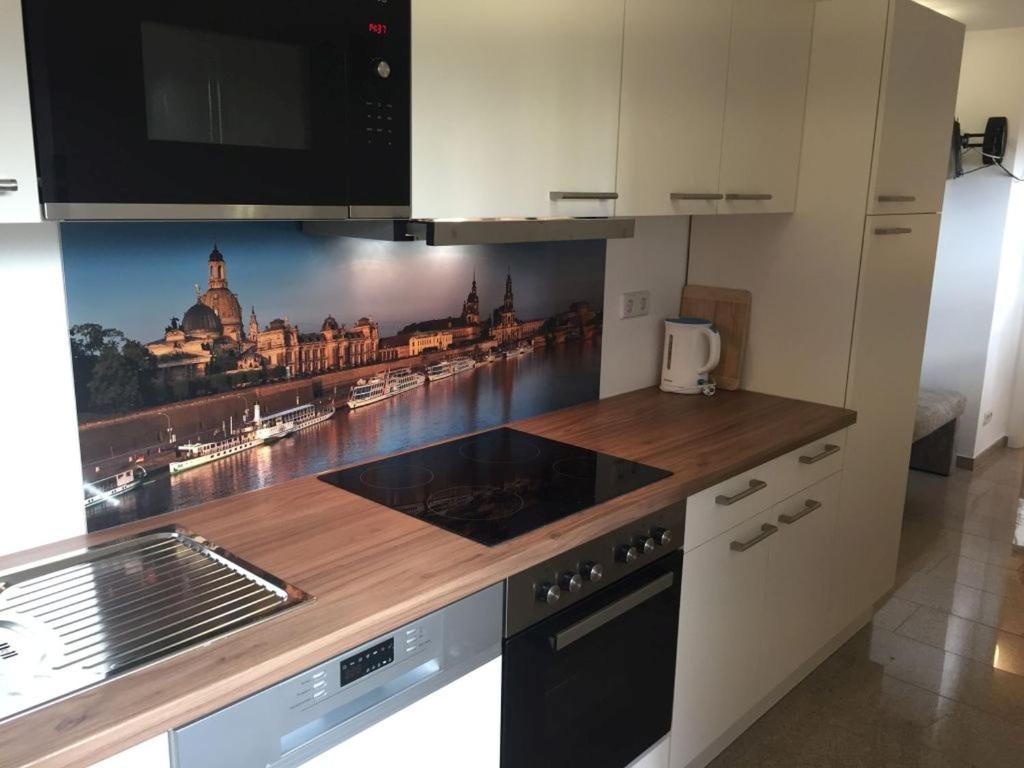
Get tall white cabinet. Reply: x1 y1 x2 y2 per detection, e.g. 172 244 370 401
834 215 942 628
0 0 40 223
868 0 966 216
411 0 625 220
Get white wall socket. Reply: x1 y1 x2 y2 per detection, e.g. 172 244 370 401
620 290 651 319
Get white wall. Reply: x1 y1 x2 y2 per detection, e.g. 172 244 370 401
600 216 689 398
919 27 1024 458
685 0 890 408
0 224 86 556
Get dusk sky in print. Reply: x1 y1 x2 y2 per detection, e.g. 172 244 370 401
61 222 606 341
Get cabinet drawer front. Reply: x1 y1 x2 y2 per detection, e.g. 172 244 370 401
684 460 777 552
773 430 846 502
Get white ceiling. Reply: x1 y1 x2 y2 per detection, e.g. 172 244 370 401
916 0 1024 30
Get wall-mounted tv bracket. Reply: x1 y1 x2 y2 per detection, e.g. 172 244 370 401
960 116 1008 166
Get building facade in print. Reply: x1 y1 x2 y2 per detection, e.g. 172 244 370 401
491 269 543 344
252 313 381 375
199 245 244 342
399 273 485 346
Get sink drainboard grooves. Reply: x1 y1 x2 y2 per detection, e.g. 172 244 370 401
0 525 311 723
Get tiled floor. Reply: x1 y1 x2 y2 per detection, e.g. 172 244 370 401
708 447 1024 767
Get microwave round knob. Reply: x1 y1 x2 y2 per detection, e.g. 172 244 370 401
635 536 656 555
616 545 639 564
374 59 392 79
536 583 561 605
580 562 604 582
652 528 673 547
559 571 583 593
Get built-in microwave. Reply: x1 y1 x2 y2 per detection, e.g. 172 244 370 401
21 0 410 221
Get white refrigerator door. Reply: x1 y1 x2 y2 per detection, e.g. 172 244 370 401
300 656 502 768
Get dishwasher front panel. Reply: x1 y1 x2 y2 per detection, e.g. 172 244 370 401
170 584 502 768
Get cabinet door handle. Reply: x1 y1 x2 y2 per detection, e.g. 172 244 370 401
778 499 822 525
874 227 913 236
730 523 778 552
798 444 841 464
877 195 917 203
0 179 18 192
671 192 723 201
725 193 773 201
549 191 619 201
716 479 768 506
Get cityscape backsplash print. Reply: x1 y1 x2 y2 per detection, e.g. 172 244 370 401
61 222 605 531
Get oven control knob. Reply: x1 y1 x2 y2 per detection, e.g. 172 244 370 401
374 59 392 79
536 583 561 605
580 562 604 582
652 527 673 547
616 545 639 564
635 536 656 555
559 571 583 593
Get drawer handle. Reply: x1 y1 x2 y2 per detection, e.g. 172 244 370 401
730 523 778 552
778 499 822 525
671 192 723 201
877 194 917 203
549 191 619 201
725 193 773 201
874 227 913 236
716 479 768 506
798 444 840 465
0 179 18 192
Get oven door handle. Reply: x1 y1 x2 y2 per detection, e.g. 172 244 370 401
550 571 675 652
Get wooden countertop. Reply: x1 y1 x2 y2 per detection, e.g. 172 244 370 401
0 387 855 768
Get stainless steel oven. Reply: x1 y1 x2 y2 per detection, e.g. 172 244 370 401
21 0 410 221
502 503 685 768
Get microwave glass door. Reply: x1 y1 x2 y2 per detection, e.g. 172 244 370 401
22 1 409 215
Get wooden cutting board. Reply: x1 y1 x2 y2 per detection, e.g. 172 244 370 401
680 285 752 391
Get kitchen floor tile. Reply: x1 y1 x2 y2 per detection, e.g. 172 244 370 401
896 605 1024 677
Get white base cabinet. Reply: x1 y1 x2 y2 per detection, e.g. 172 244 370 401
671 433 846 768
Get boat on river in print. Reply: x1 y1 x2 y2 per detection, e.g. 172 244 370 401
347 368 427 409
169 401 335 474
84 466 147 508
426 357 477 382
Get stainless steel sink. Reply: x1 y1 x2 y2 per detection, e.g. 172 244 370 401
0 525 310 723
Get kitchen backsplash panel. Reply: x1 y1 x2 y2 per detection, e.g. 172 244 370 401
61 222 605 532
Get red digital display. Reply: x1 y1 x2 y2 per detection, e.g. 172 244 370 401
368 22 389 36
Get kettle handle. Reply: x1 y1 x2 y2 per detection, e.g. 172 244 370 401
698 327 721 375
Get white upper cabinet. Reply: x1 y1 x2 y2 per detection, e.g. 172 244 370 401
0 0 40 223
616 0 814 218
717 0 815 215
412 0 625 220
616 0 733 217
868 0 964 216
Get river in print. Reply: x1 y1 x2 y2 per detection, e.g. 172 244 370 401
61 222 605 531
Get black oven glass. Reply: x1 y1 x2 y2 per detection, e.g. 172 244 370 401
21 0 410 209
501 551 683 768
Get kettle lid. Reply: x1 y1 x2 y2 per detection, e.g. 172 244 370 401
666 316 715 327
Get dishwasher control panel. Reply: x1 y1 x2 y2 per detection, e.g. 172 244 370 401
341 638 395 688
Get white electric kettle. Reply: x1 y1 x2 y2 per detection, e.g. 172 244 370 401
660 317 721 395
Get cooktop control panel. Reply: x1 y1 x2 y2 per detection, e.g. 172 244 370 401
504 501 686 637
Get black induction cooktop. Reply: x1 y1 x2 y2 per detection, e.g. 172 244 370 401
318 427 673 546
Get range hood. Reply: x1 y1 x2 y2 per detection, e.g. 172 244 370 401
303 217 635 245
